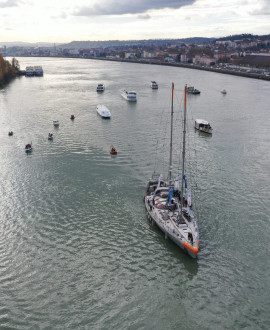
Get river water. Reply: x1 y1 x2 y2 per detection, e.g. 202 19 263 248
0 57 270 329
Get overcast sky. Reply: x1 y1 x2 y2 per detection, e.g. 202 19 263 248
1 0 270 42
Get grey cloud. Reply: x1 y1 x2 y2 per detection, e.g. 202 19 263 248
73 0 195 16
137 14 151 20
250 0 270 15
0 0 18 8
250 6 270 15
51 12 68 19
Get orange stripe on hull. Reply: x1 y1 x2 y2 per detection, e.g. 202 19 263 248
183 241 199 254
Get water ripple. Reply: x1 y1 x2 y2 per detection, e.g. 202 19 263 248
0 57 270 329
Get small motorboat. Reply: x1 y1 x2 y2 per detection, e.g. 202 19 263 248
195 119 213 134
97 84 105 92
48 133 53 140
151 81 158 89
25 143 32 152
70 115 75 120
187 86 201 94
8 131 13 136
96 105 111 118
121 90 137 102
53 120 60 127
221 89 227 94
110 146 117 155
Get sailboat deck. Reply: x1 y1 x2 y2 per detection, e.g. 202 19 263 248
156 208 189 238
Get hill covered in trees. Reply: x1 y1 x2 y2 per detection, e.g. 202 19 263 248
59 37 215 49
216 33 270 41
0 55 20 86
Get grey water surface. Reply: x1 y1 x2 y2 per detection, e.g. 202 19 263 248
0 57 270 329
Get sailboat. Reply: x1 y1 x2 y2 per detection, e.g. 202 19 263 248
145 84 199 258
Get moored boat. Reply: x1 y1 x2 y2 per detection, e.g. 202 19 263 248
145 84 199 258
121 90 137 102
97 84 105 92
151 81 158 89
187 86 201 94
96 105 111 118
33 66 43 76
25 66 34 76
195 119 213 134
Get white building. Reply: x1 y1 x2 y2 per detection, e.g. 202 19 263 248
180 54 187 63
68 49 80 55
125 52 136 59
142 51 156 58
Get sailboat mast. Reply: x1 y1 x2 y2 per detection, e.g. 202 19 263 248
180 85 187 218
169 83 174 185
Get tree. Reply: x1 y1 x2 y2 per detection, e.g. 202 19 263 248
12 57 20 71
0 54 20 86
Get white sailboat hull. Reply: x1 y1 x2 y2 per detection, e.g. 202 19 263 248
144 194 199 258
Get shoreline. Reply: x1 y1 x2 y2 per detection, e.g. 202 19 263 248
17 55 270 81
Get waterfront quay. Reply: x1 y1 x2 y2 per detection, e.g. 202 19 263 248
17 55 270 81
88 57 270 81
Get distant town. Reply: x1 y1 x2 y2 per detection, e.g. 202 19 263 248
1 34 270 80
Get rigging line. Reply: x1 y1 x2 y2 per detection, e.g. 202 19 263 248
153 93 172 174
171 86 185 175
157 84 186 180
184 94 201 215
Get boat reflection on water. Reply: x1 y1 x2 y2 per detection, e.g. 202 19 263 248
195 129 213 138
175 250 199 277
153 229 199 276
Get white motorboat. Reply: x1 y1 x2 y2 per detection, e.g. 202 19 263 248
121 90 137 102
195 119 213 134
151 81 158 89
53 120 59 127
97 84 105 92
96 105 111 118
145 84 200 258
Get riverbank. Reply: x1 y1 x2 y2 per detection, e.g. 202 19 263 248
0 56 21 87
90 57 270 81
19 55 270 81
